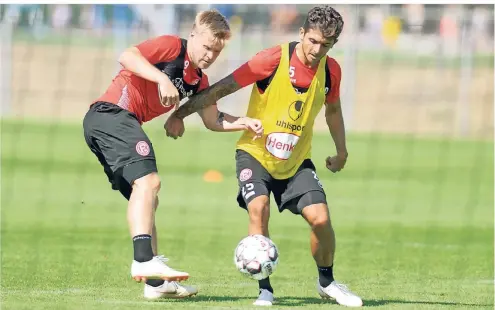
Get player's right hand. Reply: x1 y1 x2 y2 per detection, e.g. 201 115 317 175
325 153 347 173
164 112 185 139
158 78 179 108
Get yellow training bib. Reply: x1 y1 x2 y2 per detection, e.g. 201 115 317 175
236 43 327 179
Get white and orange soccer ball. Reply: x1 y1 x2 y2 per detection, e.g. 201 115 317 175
234 235 279 280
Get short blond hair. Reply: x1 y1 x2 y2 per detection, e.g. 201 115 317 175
193 10 231 42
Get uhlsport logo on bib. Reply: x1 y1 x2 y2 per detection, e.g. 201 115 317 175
289 100 304 121
265 132 300 160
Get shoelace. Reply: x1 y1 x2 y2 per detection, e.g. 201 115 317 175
170 281 179 291
155 281 179 293
154 255 170 264
333 282 354 296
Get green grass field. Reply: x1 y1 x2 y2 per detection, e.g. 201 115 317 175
1 119 493 309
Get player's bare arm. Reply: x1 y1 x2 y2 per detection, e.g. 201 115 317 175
325 98 348 173
199 105 263 139
118 47 179 107
175 74 242 120
164 74 243 138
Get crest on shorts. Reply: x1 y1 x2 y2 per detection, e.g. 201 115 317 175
239 168 253 182
136 141 150 156
288 100 304 121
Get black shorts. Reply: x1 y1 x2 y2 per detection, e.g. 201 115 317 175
83 101 158 200
235 149 327 214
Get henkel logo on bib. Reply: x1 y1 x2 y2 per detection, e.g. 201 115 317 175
265 132 300 160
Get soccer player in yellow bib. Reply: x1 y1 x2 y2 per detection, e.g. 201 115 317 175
165 6 362 307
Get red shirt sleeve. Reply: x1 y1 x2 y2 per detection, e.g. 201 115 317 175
232 45 282 87
326 57 341 104
135 35 181 64
198 74 209 92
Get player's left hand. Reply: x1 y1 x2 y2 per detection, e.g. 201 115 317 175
164 112 185 139
242 117 264 140
325 152 348 173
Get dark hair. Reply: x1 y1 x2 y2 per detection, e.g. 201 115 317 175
302 6 344 41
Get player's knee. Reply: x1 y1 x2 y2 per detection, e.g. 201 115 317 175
133 172 161 195
247 196 270 222
312 215 331 231
303 203 331 230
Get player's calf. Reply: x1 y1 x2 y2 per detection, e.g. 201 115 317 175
302 201 336 287
246 197 275 300
128 172 161 260
128 172 161 237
